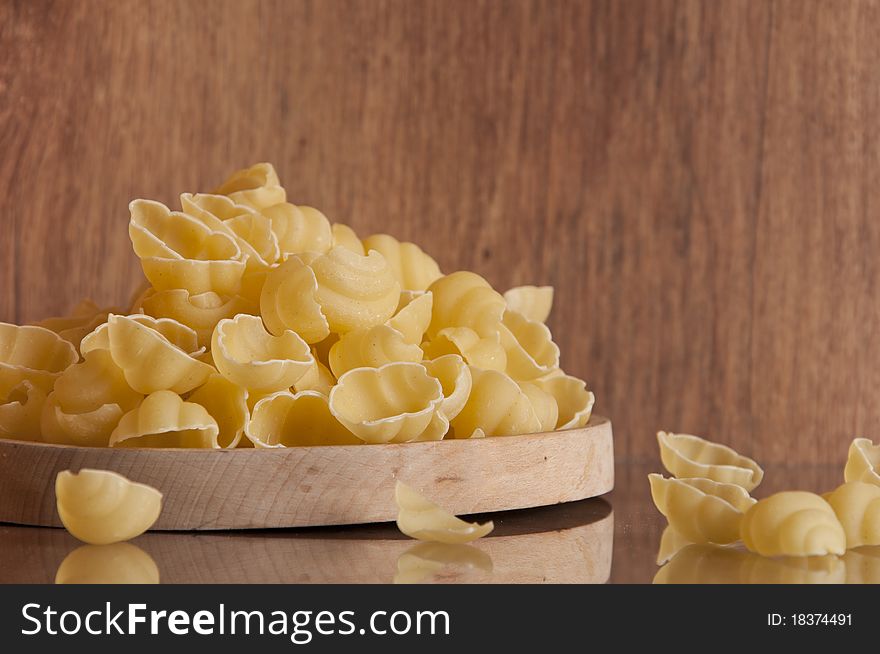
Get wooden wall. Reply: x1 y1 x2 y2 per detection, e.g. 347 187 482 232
2 0 878 463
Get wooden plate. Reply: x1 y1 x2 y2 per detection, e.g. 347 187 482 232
0 416 613 530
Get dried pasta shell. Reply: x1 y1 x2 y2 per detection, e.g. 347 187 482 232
100 316 214 395
293 360 336 395
533 373 594 430
648 474 756 544
260 255 331 343
214 162 286 209
109 391 220 448
53 349 143 413
329 362 444 444
824 481 880 548
56 543 159 584
211 314 313 392
740 491 846 557
224 210 280 268
427 271 506 340
0 322 78 374
0 381 46 441
422 354 472 421
331 222 364 254
262 203 333 255
41 393 123 447
139 256 246 296
499 310 560 380
517 381 558 432
55 469 162 544
141 289 255 349
657 431 763 491
187 374 249 448
37 301 120 354
248 390 360 447
387 291 433 345
362 234 442 291
395 481 493 544
328 324 423 378
503 285 554 323
450 367 541 438
81 313 203 358
844 437 880 486
423 327 507 371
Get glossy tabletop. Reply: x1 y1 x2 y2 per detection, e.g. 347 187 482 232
0 462 870 584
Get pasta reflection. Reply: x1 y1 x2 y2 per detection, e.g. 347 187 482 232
394 542 493 584
55 543 159 584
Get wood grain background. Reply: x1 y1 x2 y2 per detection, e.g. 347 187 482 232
1 0 878 464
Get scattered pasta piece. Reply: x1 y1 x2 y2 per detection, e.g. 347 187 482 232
395 481 493 543
55 469 162 544
844 437 880 486
824 481 880 548
740 491 846 557
55 543 159 584
649 474 755 544
109 391 220 448
248 390 360 447
655 526 694 565
657 431 764 491
503 285 554 323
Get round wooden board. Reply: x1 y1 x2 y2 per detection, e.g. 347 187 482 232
0 416 613 530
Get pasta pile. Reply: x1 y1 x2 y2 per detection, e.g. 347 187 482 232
650 432 880 563
0 163 594 448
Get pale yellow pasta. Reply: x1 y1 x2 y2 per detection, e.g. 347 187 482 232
41 393 124 447
81 313 203 358
103 315 214 394
109 391 220 448
533 373 594 430
328 324 423 378
141 289 256 349
503 285 554 323
223 209 281 268
56 543 159 584
657 431 764 492
824 481 880 548
214 162 286 209
648 474 756 545
260 255 331 343
740 491 846 557
655 526 694 565
393 542 493 584
450 367 541 438
844 437 880 486
56 469 163 544
238 265 273 307
247 390 360 447
37 300 120 354
329 362 444 443
53 349 143 414
422 354 472 422
293 359 336 395
0 381 46 441
187 374 249 448
262 203 333 255
739 552 846 584
499 310 560 380
422 327 507 371
211 314 313 392
517 381 558 432
127 279 153 313
0 322 78 375
362 234 442 291
427 271 506 340
331 222 365 254
387 291 433 345
395 481 493 543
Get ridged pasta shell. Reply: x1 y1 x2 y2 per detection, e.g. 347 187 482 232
499 310 560 380
422 354 472 422
55 469 162 544
37 300 120 354
0 381 46 441
517 381 559 432
657 431 763 491
423 327 507 371
824 481 880 548
105 315 215 394
81 313 203 358
533 373 594 429
395 481 493 544
293 359 336 395
211 314 313 392
248 390 360 447
427 271 506 340
55 543 160 584
450 367 541 438
139 256 246 296
648 474 756 544
214 162 286 209
262 203 333 255
41 392 123 447
141 289 256 349
503 285 554 323
331 222 364 254
260 255 331 343
188 374 249 448
0 322 78 374
362 234 442 291
53 349 143 414
109 391 220 448
740 491 846 557
329 324 423 378
387 291 433 345
844 437 880 486
329 362 444 443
